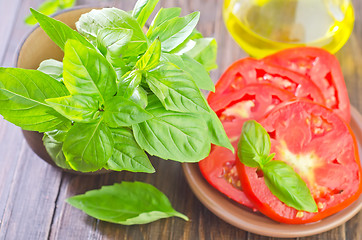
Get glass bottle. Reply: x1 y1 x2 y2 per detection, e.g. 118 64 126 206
223 0 354 58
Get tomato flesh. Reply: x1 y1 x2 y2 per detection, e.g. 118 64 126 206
199 84 294 208
208 58 325 110
263 47 350 122
236 100 362 224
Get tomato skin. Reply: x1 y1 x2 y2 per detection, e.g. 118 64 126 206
263 47 350 122
236 100 362 224
208 58 325 109
199 140 256 209
199 84 294 209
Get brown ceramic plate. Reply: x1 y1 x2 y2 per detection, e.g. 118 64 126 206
182 106 362 238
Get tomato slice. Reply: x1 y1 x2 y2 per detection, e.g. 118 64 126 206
207 58 325 110
199 84 295 209
263 47 350 122
236 100 362 224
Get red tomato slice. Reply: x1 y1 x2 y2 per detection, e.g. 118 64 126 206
199 84 295 209
236 100 362 224
207 58 325 109
263 47 350 122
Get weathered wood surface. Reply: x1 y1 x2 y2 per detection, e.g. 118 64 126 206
0 0 361 239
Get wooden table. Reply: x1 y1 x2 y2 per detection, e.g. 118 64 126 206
0 0 361 239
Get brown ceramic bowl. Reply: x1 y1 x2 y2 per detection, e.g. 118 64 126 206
17 7 109 174
183 106 362 238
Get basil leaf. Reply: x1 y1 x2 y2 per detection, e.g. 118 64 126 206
146 62 209 113
96 28 133 57
147 12 200 52
30 9 94 50
183 38 218 71
76 8 148 56
0 68 69 132
136 39 161 71
66 182 188 225
130 86 148 108
25 0 59 25
132 0 159 28
107 128 154 173
133 97 210 162
46 95 102 123
118 70 142 98
37 59 63 81
103 96 152 127
263 161 318 212
238 120 271 168
63 121 113 172
59 0 76 9
63 40 117 102
203 110 233 152
169 29 202 55
43 129 72 169
148 7 181 33
161 53 215 92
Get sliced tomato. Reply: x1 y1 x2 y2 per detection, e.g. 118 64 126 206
263 47 350 122
199 84 295 209
207 58 325 109
236 100 362 224
216 83 295 135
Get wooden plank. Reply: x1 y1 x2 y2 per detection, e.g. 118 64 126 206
0 0 22 65
1 0 46 67
0 123 25 227
345 212 361 240
0 141 62 239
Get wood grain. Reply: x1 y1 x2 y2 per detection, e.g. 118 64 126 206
0 0 361 239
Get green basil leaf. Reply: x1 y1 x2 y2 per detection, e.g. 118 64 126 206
118 70 142 98
146 62 209 113
25 0 59 25
63 121 113 172
0 68 70 132
30 9 94 50
66 182 188 225
46 95 102 123
76 8 148 56
130 86 148 108
43 129 72 169
63 39 117 102
183 38 218 71
132 0 159 28
136 39 161 71
238 120 270 168
59 0 76 9
107 128 154 173
148 7 181 33
161 53 215 92
37 59 63 81
169 29 203 55
133 97 210 162
263 161 318 212
203 110 233 152
96 28 133 57
147 12 200 52
103 96 153 127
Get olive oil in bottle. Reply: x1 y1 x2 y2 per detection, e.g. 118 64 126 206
223 0 354 58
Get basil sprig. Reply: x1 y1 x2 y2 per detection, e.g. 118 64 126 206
238 120 318 213
0 0 236 173
0 0 234 225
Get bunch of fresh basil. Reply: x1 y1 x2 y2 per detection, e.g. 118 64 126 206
0 0 232 224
